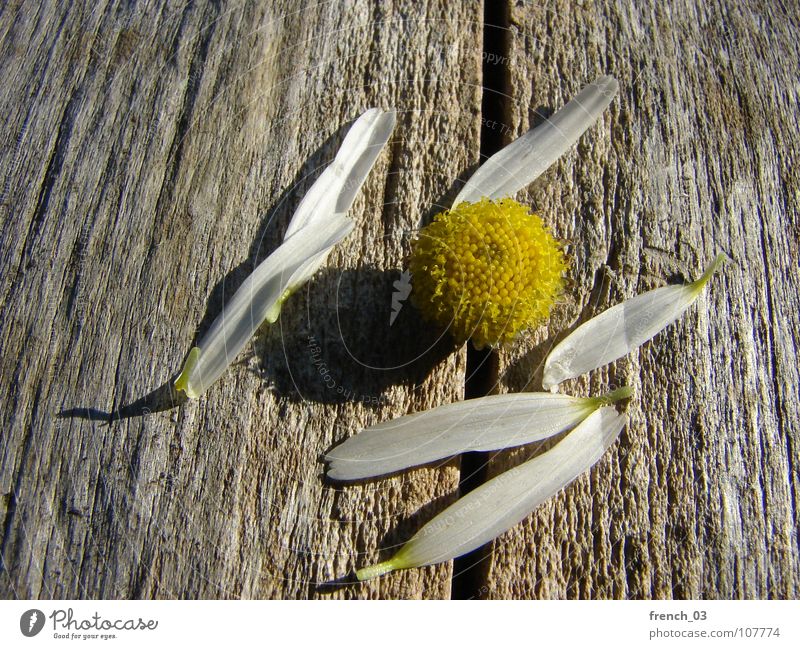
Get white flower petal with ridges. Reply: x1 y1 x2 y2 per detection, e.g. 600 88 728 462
175 216 353 398
542 254 727 391
174 108 395 398
326 387 631 480
356 406 627 580
284 108 396 239
454 75 619 205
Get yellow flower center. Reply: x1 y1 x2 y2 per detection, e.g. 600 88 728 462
408 198 566 348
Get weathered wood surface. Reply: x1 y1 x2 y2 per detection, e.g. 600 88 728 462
0 0 481 599
484 0 800 598
0 0 797 600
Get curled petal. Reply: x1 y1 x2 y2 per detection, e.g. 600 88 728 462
453 75 619 205
174 108 395 398
175 217 353 398
284 108 397 239
542 254 727 391
356 406 627 580
325 387 631 480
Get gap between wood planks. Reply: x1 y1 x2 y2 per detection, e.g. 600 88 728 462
450 0 511 601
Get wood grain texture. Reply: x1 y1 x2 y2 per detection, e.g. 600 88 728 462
0 0 482 599
1 0 797 601
481 0 799 598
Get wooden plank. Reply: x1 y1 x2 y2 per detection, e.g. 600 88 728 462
482 0 799 598
3 0 797 601
0 0 483 598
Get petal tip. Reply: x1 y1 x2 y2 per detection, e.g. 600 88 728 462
693 252 728 293
594 74 620 93
382 107 397 125
324 465 346 481
541 367 560 392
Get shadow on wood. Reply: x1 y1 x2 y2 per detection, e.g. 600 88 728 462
58 119 376 423
57 379 187 424
310 486 459 597
256 265 459 404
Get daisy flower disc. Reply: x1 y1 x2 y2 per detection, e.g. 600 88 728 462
409 198 566 348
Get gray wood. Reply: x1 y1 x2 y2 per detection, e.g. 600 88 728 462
0 0 482 599
1 0 797 600
483 0 799 598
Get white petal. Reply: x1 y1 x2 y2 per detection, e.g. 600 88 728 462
174 109 395 398
175 216 352 398
453 75 619 205
264 217 351 324
284 108 396 239
542 254 726 391
356 407 627 580
326 387 631 480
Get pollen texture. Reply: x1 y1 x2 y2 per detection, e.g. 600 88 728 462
409 198 566 348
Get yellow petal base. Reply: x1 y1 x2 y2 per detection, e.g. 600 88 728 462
174 347 201 398
692 253 728 295
264 288 294 324
355 560 398 581
591 385 633 407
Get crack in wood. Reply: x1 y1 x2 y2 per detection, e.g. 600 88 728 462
451 0 512 601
